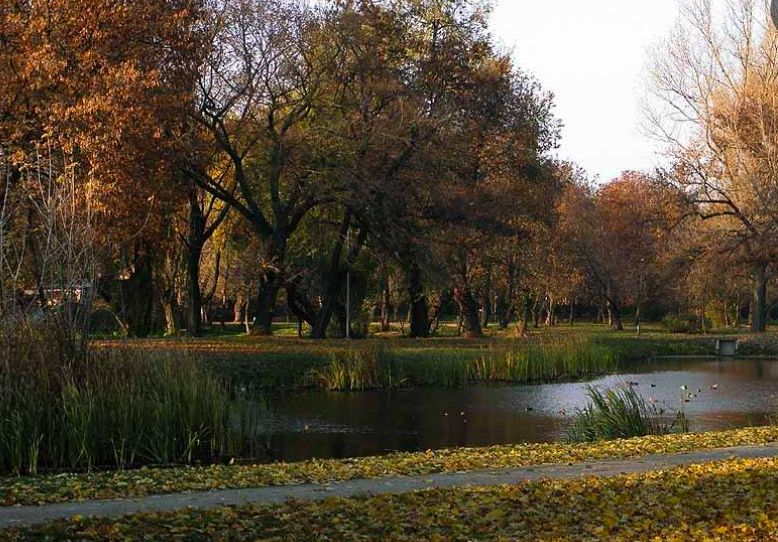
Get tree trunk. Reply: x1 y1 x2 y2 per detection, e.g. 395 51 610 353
185 190 205 337
545 297 556 327
569 298 575 326
124 246 155 338
606 281 623 330
381 282 391 332
480 293 491 329
161 299 177 336
234 293 245 323
752 262 769 334
251 271 281 335
723 299 730 328
608 299 623 331
454 287 483 338
734 295 741 327
407 262 429 338
498 261 518 329
185 242 203 337
519 294 532 337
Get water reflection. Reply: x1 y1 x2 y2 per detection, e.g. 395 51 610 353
248 358 778 463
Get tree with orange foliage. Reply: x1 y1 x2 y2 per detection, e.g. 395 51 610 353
559 172 675 331
0 0 204 336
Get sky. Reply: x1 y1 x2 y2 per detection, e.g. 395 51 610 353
489 0 681 182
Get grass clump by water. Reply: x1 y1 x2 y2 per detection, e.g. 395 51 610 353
0 319 250 476
313 337 619 391
566 385 688 443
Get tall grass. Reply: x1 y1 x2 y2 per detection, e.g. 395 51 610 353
313 337 620 391
565 385 688 443
0 319 248 476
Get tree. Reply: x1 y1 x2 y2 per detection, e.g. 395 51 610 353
0 0 204 337
648 0 778 332
558 172 674 331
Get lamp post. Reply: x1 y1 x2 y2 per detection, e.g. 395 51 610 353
345 227 351 340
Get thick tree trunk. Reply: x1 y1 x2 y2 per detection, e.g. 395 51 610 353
752 262 769 334
608 299 623 331
568 298 575 326
407 262 429 338
480 294 491 329
161 299 177 337
311 273 343 339
234 293 245 323
251 271 282 335
185 190 205 337
124 247 155 338
185 242 203 337
454 287 483 338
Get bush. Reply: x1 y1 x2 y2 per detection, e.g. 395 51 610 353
662 314 712 334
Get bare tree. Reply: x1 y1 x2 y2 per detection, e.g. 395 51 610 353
0 139 96 366
647 0 778 332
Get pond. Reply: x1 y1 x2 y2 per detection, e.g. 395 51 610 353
247 358 778 463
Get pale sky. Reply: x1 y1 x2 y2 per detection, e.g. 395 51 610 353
489 0 680 182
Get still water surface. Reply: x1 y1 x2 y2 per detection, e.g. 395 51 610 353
250 358 778 462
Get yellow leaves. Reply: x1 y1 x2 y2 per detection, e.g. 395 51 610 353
10 457 778 541
2 426 778 508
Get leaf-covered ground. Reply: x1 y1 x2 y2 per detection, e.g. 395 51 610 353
2 426 777 507
4 457 778 541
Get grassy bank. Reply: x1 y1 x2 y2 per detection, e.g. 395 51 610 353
5 457 778 541
204 331 715 392
97 328 717 392
2 426 777 507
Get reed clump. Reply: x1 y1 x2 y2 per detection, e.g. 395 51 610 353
0 318 247 476
565 385 688 443
314 337 619 391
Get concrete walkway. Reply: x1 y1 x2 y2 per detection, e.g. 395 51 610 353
2 443 778 529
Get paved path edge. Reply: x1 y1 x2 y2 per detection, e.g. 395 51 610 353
2 443 778 529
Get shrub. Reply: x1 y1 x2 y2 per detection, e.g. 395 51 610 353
662 314 712 334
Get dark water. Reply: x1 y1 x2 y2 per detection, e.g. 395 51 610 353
249 358 778 463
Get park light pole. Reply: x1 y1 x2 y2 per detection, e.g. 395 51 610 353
345 227 351 340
